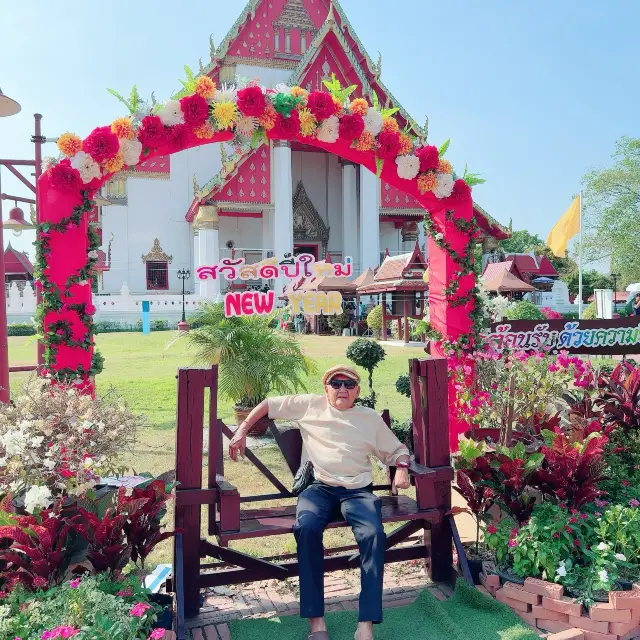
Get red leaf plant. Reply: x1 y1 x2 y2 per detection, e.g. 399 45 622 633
597 362 640 434
452 469 495 555
0 508 73 591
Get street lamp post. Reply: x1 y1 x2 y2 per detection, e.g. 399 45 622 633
177 269 191 332
611 272 620 315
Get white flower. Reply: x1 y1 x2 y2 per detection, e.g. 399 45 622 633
214 83 237 103
2 429 29 456
158 100 184 126
598 569 609 583
597 542 609 551
433 173 455 199
555 564 567 578
235 116 259 137
316 115 339 143
0 456 6 467
70 152 101 183
88 250 99 259
274 83 292 95
42 458 56 471
29 436 44 448
83 457 94 468
615 553 627 561
396 155 420 181
119 138 142 166
435 232 444 241
363 109 383 136
24 485 53 513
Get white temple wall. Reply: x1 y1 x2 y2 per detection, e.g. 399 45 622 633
235 65 291 89
218 216 264 255
380 222 402 256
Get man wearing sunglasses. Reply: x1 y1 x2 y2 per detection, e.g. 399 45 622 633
228 364 411 640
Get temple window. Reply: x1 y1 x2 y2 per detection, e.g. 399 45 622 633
146 261 169 290
106 178 126 200
274 30 280 51
285 29 291 53
301 32 307 54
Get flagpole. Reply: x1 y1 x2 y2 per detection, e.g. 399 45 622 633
578 191 583 319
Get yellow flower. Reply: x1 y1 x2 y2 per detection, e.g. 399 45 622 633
438 159 453 174
398 134 413 156
291 86 308 101
298 109 318 137
110 117 134 140
332 96 345 117
382 117 399 133
57 133 82 157
103 151 125 174
212 102 238 130
417 172 437 194
193 122 215 139
350 98 369 116
195 76 216 99
258 104 277 131
354 131 375 152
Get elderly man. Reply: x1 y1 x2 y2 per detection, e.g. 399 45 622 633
229 364 411 640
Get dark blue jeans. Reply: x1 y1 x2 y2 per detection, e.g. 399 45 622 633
293 480 386 623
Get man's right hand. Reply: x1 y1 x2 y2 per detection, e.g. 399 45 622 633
228 429 247 461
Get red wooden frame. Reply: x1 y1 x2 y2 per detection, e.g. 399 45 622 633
145 261 169 290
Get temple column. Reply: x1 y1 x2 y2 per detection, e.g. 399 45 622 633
359 166 380 270
262 207 274 261
196 205 220 301
418 217 426 257
341 160 359 272
192 226 199 293
401 221 419 252
273 141 294 297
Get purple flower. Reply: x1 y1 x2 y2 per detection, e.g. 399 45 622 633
629 499 640 508
69 578 81 589
508 539 517 548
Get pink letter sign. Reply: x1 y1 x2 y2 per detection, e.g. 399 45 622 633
225 291 275 318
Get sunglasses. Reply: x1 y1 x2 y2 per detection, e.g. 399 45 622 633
329 379 358 390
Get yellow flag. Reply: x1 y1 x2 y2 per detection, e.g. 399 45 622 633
546 196 580 257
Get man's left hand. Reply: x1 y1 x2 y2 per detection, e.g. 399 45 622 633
392 468 411 492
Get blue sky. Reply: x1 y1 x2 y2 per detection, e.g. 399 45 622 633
1 0 638 267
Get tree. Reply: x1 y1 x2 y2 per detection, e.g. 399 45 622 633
530 244 578 281
499 229 544 254
582 136 640 287
346 338 386 407
565 270 613 302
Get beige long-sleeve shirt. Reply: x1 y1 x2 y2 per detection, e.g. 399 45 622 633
267 394 410 489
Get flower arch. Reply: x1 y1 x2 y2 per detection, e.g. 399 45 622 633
36 77 480 449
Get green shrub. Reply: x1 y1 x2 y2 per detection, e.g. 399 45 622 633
395 374 411 398
390 417 414 454
7 323 35 336
582 302 596 319
328 311 351 336
562 312 579 320
366 305 387 338
505 301 546 321
346 338 386 407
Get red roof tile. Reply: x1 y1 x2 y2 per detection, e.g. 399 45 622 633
3 244 33 276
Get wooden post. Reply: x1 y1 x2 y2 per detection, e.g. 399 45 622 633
403 295 410 344
207 366 220 536
174 368 206 618
381 292 387 341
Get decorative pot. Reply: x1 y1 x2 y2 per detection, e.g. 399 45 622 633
458 545 485 585
233 405 271 436
149 593 174 630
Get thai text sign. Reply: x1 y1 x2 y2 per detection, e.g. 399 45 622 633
487 317 640 356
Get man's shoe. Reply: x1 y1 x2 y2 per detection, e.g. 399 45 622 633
354 627 373 640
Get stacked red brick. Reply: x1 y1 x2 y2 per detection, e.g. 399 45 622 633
478 576 640 639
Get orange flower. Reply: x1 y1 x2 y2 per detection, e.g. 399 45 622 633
399 134 413 156
57 133 82 157
103 151 125 174
438 158 453 174
195 76 216 99
350 98 369 116
193 122 215 139
259 104 277 131
332 96 345 117
355 131 375 152
110 117 135 140
417 172 437 194
291 86 308 101
298 109 318 137
382 117 399 133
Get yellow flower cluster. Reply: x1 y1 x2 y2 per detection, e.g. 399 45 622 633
57 133 82 157
111 117 134 140
195 76 216 99
332 96 345 117
259 104 277 131
103 151 125 174
291 86 308 101
213 102 238 130
438 159 452 174
349 98 369 116
382 117 399 133
194 122 215 139
299 109 318 137
398 134 413 156
355 131 375 152
417 172 437 194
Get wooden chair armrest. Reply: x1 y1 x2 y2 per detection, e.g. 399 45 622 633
215 477 240 533
216 477 238 494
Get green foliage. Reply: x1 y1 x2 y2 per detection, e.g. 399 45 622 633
7 322 35 336
505 301 546 321
395 374 411 398
390 417 413 454
322 73 357 104
565 269 613 302
366 304 387 338
582 301 597 319
461 163 486 186
106 85 142 115
346 338 386 406
327 311 351 336
184 302 316 408
172 64 198 100
438 139 450 157
90 348 105 377
498 229 545 254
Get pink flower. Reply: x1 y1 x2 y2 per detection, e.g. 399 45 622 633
553 532 559 539
33 576 47 589
508 539 517 548
118 587 133 597
69 578 81 589
487 524 497 534
595 512 602 517
510 528 519 537
622 480 631 487
130 602 152 617
595 499 609 507
149 630 166 640
629 499 640 508
574 539 582 547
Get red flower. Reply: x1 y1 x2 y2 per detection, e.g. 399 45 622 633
565 526 573 534
272 110 300 140
449 178 472 203
179 94 209 126
376 131 402 160
237 86 267 117
622 480 631 487
138 115 166 149
61 468 74 478
49 161 82 193
569 516 577 524
307 91 336 120
487 524 497 534
85 304 96 315
166 123 188 149
338 113 365 141
83 126 119 163
415 145 439 172
553 532 559 538
574 538 581 547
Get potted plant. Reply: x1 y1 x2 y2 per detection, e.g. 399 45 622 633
184 302 317 435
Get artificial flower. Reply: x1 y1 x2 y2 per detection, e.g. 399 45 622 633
119 138 142 166
363 109 383 135
338 113 365 141
158 100 185 126
214 83 237 103
316 115 339 143
438 158 453 174
382 117 399 133
24 484 53 513
110 117 135 140
417 171 437 194
57 133 83 157
49 161 82 193
71 152 101 183
212 102 238 129
180 94 209 126
274 83 293 96
138 115 166 149
398 134 413 156
349 98 369 116
449 178 471 203
298 109 318 137
396 154 420 180
415 145 439 172
332 96 345 116
354 131 375 151
259 103 277 130
307 91 336 120
235 116 259 137
82 126 119 164
103 151 125 175
291 86 308 101
193 122 215 139
271 109 300 140
434 172 455 199
376 131 401 160
237 86 267 117
165 123 188 149
195 75 216 99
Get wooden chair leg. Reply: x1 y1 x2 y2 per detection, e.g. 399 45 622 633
427 517 454 585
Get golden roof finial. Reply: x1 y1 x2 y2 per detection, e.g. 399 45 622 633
326 0 335 24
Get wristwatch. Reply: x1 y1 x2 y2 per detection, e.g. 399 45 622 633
396 460 409 469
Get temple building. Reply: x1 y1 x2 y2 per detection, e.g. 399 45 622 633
96 0 508 299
